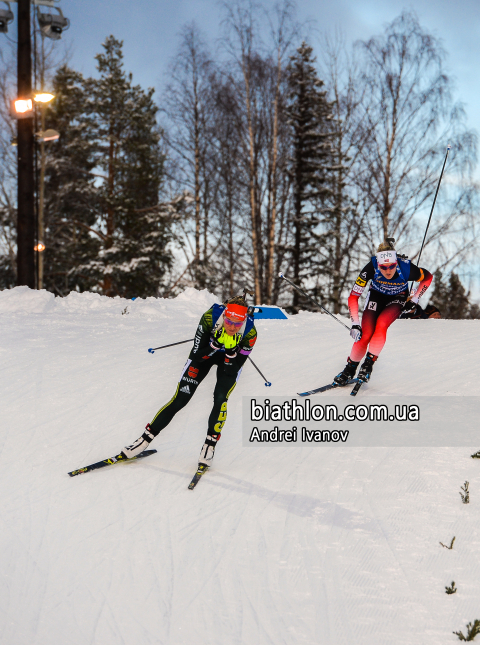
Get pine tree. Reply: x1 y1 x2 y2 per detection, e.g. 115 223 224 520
84 36 172 298
430 270 477 319
43 66 100 295
41 39 174 298
286 42 334 312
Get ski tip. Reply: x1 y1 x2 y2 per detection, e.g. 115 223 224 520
148 348 155 353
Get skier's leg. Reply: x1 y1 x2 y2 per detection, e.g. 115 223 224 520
122 359 212 458
357 301 403 382
348 308 378 362
198 365 242 466
367 302 403 357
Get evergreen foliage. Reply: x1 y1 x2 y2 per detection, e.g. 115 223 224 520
430 270 480 319
459 481 470 504
286 42 334 311
454 619 480 641
43 37 173 298
43 66 100 295
84 36 172 297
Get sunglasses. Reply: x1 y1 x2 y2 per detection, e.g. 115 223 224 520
224 316 244 328
379 263 397 270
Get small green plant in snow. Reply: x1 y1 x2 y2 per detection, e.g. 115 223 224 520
453 619 480 641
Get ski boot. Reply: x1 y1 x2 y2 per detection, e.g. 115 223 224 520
333 357 359 386
121 424 155 459
198 431 221 466
357 352 377 383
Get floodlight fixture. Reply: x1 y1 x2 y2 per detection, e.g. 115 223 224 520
34 92 55 103
36 5 69 40
34 242 46 252
0 2 14 34
10 97 34 119
35 128 60 142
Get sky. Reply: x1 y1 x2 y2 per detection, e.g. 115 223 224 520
4 0 480 291
59 0 480 143
58 0 480 292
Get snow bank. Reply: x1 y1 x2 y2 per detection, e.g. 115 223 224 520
0 285 219 320
1 285 480 645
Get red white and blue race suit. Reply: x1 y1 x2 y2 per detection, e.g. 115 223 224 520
347 257 432 361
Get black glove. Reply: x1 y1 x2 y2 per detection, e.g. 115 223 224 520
223 344 241 374
209 329 224 351
403 300 417 316
350 324 362 342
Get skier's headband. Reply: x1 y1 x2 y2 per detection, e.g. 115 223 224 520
224 303 248 322
377 250 397 267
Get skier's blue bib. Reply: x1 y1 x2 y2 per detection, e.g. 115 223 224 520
211 303 254 350
370 257 411 296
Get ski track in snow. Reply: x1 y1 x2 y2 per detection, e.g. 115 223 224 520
0 286 480 644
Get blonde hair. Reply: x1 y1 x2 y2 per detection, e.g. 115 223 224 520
377 239 395 252
224 295 248 308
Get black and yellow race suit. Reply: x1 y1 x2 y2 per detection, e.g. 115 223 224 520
148 304 257 438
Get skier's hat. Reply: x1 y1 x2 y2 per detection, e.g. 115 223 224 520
224 302 248 322
376 249 397 266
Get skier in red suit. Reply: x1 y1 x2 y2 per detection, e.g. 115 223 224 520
334 239 432 384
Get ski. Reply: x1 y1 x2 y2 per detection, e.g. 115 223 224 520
188 463 209 490
68 449 157 477
298 379 358 396
350 380 365 397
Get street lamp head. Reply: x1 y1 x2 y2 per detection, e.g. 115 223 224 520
10 98 34 119
36 6 69 40
34 92 55 103
0 2 14 34
35 129 60 142
34 242 46 253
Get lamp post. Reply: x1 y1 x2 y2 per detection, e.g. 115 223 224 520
33 91 57 289
16 0 35 287
5 0 69 289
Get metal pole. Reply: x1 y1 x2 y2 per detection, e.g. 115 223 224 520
148 339 194 353
38 37 46 289
279 273 351 331
416 145 451 267
408 145 451 297
17 0 35 288
247 356 271 387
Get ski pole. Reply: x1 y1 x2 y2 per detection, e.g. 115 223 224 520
148 339 271 386
279 273 351 331
248 357 272 387
408 144 451 297
148 339 194 353
416 144 451 267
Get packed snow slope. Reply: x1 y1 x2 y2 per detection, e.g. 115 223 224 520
1 286 480 645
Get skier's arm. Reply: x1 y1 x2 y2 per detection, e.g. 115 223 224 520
189 309 215 361
223 326 257 373
348 262 375 325
407 265 433 303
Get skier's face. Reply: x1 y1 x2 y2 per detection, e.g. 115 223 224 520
223 316 243 336
378 263 397 280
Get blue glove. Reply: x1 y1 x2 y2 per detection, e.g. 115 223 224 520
350 324 362 342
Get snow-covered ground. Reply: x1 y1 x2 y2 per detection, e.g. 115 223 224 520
1 286 480 645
